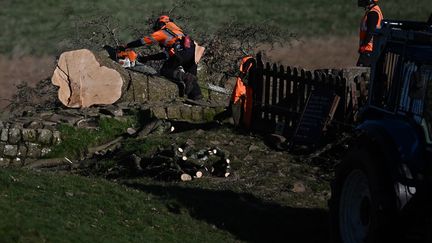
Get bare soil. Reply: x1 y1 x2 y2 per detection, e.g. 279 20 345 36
0 36 358 109
266 36 358 69
0 55 55 109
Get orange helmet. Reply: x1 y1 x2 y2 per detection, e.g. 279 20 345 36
153 15 172 31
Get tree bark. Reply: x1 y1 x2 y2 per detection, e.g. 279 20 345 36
51 49 180 108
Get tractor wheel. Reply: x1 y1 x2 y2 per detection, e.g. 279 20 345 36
329 148 399 243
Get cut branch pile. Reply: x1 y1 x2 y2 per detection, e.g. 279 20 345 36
131 143 231 181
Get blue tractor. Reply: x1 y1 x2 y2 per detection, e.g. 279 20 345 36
330 17 432 243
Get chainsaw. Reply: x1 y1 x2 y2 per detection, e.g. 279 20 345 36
116 49 138 68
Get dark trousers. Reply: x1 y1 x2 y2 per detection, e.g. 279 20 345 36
357 52 373 67
160 45 202 99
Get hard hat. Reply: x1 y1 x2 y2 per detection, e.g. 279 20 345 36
153 15 172 31
158 15 170 24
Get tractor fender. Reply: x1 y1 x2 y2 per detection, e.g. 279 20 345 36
356 119 423 182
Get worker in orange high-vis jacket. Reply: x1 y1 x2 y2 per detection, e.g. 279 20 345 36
231 56 256 129
357 0 383 67
120 15 202 100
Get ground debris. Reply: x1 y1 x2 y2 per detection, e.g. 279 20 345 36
297 133 353 180
133 143 232 181
7 78 59 116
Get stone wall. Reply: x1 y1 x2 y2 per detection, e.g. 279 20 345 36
0 99 228 168
0 122 60 167
150 103 226 122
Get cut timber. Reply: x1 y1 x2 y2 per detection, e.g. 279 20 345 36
23 158 68 169
52 49 181 108
87 136 124 157
52 49 123 108
95 49 180 103
195 171 203 178
180 173 192 181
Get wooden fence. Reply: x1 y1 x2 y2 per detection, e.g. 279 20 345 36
250 53 369 139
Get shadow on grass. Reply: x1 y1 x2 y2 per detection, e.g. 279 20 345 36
124 183 329 243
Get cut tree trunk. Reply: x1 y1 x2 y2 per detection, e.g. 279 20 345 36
52 49 123 108
51 49 180 108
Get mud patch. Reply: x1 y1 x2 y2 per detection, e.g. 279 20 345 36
0 55 55 109
266 36 358 69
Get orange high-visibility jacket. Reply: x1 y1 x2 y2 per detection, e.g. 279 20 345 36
142 22 186 57
232 56 255 128
359 5 383 53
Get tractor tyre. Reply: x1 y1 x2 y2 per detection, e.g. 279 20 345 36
329 147 399 243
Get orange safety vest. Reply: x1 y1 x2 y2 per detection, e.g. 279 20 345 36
359 5 383 53
142 22 186 57
232 56 255 128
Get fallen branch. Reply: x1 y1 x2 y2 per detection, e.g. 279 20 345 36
24 158 69 169
87 136 124 157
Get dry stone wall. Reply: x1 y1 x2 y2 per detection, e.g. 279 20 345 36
150 103 226 122
0 121 61 167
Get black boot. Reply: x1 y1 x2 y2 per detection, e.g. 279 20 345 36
183 73 203 100
173 67 186 97
183 73 196 96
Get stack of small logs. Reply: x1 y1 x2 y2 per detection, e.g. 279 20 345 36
132 143 231 181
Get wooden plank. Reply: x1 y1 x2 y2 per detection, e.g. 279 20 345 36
292 68 300 122
353 76 360 108
305 71 313 102
299 69 307 112
252 53 264 127
290 88 341 147
359 72 369 105
278 65 286 124
326 95 341 131
273 65 287 136
334 76 345 122
285 66 293 129
313 70 322 91
264 62 271 121
271 63 278 123
329 74 336 91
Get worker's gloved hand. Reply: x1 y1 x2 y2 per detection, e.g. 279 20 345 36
116 45 126 52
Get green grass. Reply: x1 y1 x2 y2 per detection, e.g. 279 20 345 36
48 117 135 159
0 169 237 242
0 124 332 242
0 0 430 55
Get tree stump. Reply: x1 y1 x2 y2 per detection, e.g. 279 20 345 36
51 49 180 108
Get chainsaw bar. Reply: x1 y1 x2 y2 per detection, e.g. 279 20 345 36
206 83 231 95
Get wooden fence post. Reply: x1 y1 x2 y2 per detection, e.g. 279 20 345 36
278 65 286 124
252 53 264 126
271 63 278 123
264 62 271 121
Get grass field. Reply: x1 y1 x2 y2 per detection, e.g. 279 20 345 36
0 0 430 55
0 169 238 242
0 124 332 243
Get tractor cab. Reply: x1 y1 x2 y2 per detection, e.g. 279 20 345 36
366 19 432 149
